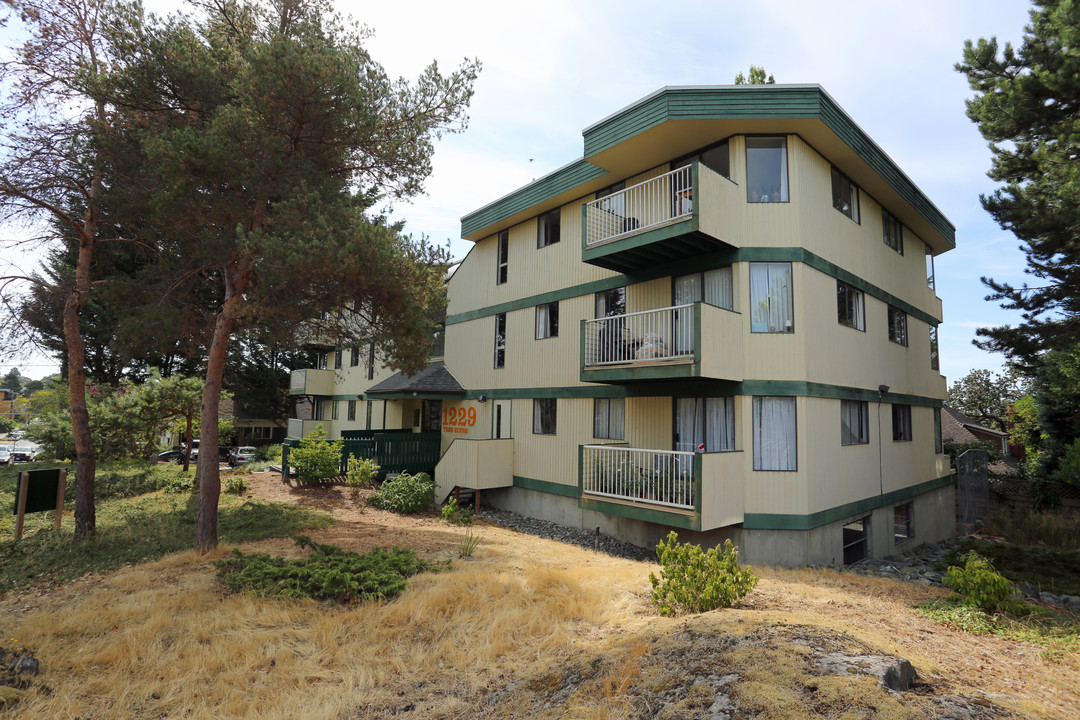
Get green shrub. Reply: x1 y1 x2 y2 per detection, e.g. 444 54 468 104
214 535 437 602
649 531 758 616
944 551 1025 614
289 427 342 484
161 470 196 494
253 444 283 463
457 526 483 558
368 471 436 514
346 456 379 489
224 474 248 495
440 495 473 525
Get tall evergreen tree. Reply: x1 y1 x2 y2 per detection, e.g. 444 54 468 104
104 0 477 551
957 0 1080 365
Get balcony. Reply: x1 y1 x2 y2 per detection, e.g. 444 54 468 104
289 368 336 396
581 302 743 383
580 445 743 531
287 418 329 439
581 163 738 273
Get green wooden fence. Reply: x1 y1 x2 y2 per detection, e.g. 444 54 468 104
282 431 441 478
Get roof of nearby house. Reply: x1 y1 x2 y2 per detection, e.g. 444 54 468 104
364 360 466 398
941 405 1008 444
219 396 235 420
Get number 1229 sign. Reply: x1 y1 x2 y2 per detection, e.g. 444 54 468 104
442 406 476 432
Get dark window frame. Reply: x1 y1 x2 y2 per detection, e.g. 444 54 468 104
887 306 908 346
894 503 914 545
347 400 356 422
593 397 625 440
535 301 559 339
745 136 789 203
892 404 912 442
882 209 904 255
536 207 561 248
840 400 870 446
533 398 557 435
496 230 509 285
836 280 865 331
350 346 360 367
930 325 940 371
831 166 860 223
494 312 506 369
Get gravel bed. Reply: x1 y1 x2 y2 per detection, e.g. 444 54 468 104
477 507 655 562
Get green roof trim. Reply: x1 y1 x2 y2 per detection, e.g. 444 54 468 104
463 85 954 248
460 158 608 239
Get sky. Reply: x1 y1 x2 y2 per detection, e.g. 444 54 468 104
1 0 1037 384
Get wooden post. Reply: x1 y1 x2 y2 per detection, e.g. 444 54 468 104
474 488 480 513
55 469 67 531
15 471 28 541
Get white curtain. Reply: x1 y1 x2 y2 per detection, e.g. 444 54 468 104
704 266 733 310
706 397 735 451
675 398 703 453
536 304 550 339
777 139 789 201
750 262 793 333
840 400 867 445
753 396 797 470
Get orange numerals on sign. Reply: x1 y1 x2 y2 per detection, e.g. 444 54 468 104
442 406 477 428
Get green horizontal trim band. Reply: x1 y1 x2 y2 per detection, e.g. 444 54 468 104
513 475 580 499
579 496 700 531
369 382 941 406
739 381 943 408
361 392 466 400
446 247 939 328
582 362 701 384
461 159 608 239
581 217 699 265
742 473 955 530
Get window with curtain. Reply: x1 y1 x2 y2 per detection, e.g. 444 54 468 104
888 306 908 346
840 400 869 445
883 209 903 254
934 408 943 454
675 397 735 453
750 262 794 333
892 404 912 442
533 398 556 435
753 396 796 470
494 313 506 368
836 280 865 331
925 243 935 289
350 346 359 367
593 398 625 440
930 325 940 370
831 166 860 222
536 207 561 248
535 301 559 339
595 287 626 317
331 401 339 420
334 350 342 369
745 137 788 203
347 400 356 422
496 230 509 285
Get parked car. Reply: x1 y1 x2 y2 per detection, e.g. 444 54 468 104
158 449 183 463
8 430 24 441
0 448 10 465
11 447 35 463
228 446 257 466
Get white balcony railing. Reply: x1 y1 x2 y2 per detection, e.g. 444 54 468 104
584 304 695 367
584 165 693 247
582 445 695 510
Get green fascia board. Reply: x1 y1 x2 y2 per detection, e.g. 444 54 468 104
581 362 700 384
461 158 608 239
447 246 940 328
579 495 701 531
581 217 700 266
361 392 465 400
738 381 943 408
514 475 580 498
581 85 954 248
742 473 955 530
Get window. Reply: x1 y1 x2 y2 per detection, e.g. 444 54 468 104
674 140 731 179
347 400 356 422
929 326 940 371
316 350 328 370
675 267 734 310
595 287 626 318
533 398 556 435
367 341 376 380
750 262 793 333
925 244 935 289
894 503 914 545
535 301 559 339
745 137 788 203
843 518 869 564
365 400 373 430
334 349 342 370
537 207 560 248
676 397 735 453
892 404 912 442
593 398 625 440
882 209 903 254
934 408 943 454
831 166 859 222
836 281 865 331
331 400 339 420
840 400 869 446
350 346 360 367
496 230 509 285
753 396 796 470
493 313 506 369
313 399 325 421
887 306 908 346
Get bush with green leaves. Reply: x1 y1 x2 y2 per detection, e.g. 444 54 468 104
649 532 758 616
368 471 437 514
440 495 473 525
289 427 343 484
214 535 437 602
224 474 248 495
252 444 284 463
346 456 379 489
944 551 1025 614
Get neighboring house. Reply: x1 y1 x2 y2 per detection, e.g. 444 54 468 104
291 84 955 566
941 405 1010 455
0 389 31 425
219 397 287 447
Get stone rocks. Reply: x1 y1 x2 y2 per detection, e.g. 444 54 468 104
816 653 917 691
477 508 654 561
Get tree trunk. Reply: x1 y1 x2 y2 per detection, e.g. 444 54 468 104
182 416 193 473
194 288 242 553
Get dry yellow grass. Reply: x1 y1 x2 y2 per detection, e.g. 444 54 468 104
2 475 1077 719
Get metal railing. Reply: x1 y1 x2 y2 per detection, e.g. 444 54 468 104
584 165 693 246
582 445 695 510
583 304 695 366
